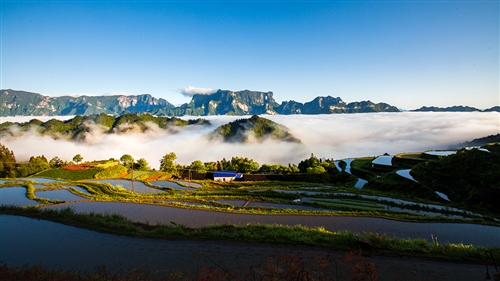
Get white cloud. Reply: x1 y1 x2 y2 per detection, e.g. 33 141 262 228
1 112 498 170
180 86 218 97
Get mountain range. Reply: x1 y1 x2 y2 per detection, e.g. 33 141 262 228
410 105 499 112
1 89 498 116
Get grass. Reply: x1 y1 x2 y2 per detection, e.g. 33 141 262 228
134 172 173 181
393 152 427 169
92 163 129 179
35 168 98 180
1 205 498 265
350 157 378 180
122 171 150 179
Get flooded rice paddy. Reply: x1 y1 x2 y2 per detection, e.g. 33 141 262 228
46 201 500 247
35 189 88 202
354 178 367 188
19 177 62 183
87 179 165 194
0 187 40 206
2 178 499 249
1 175 499 280
1 214 488 281
151 180 197 190
423 150 457 156
396 169 416 182
176 180 202 188
372 155 393 166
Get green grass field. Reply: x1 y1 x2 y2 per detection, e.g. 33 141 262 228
35 168 98 180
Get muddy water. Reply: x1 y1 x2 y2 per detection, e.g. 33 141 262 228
0 214 488 281
49 202 500 247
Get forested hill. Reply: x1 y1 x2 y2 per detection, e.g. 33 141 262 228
209 115 301 143
450 133 500 149
1 89 400 116
0 113 209 141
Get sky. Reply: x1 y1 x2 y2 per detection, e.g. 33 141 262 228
1 112 499 168
1 0 498 110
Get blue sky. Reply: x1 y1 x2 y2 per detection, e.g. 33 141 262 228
1 0 498 109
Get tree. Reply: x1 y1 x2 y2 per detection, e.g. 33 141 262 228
229 156 259 173
17 155 50 177
204 161 217 172
306 165 326 174
120 154 134 168
49 156 64 168
189 160 207 173
160 152 177 173
73 154 83 164
298 153 320 173
0 143 16 177
135 158 150 171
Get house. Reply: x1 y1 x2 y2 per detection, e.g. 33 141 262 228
213 171 243 182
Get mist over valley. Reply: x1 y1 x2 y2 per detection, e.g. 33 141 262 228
1 112 498 169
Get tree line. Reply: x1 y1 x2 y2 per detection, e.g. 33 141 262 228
0 142 354 184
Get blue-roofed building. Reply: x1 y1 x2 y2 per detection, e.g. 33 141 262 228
213 171 242 182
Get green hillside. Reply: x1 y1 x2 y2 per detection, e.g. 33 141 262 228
410 144 500 213
209 115 301 143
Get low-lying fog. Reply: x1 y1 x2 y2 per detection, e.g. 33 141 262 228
1 112 498 169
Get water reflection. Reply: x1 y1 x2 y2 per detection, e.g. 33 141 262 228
176 180 202 188
86 180 164 194
36 190 88 202
48 201 500 247
151 181 195 191
18 178 61 183
0 187 40 206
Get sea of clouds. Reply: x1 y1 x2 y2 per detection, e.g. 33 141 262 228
0 112 498 169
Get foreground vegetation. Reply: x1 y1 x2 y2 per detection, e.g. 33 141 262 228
0 249 425 281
